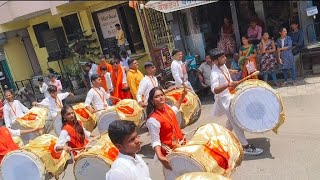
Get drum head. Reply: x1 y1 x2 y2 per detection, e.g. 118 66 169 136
1 151 44 180
164 153 205 180
11 123 40 145
74 155 111 180
231 86 281 133
54 114 62 136
97 111 120 134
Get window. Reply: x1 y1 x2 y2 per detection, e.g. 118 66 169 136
61 13 82 41
33 22 49 48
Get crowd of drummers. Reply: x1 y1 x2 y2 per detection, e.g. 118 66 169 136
0 48 268 180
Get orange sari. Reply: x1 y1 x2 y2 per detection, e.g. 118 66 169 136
111 65 132 104
239 45 258 78
0 127 19 162
100 74 108 91
97 60 113 75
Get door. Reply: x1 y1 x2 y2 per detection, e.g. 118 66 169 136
0 59 15 91
22 36 42 75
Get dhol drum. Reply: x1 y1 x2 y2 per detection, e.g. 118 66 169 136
165 88 201 128
230 79 285 133
12 136 24 148
11 107 48 144
1 134 70 180
74 133 119 180
73 103 97 132
163 123 243 180
97 99 145 134
176 172 230 180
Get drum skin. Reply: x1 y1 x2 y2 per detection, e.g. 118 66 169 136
165 88 201 128
74 133 119 180
164 123 243 180
230 79 285 133
176 172 230 180
73 103 97 132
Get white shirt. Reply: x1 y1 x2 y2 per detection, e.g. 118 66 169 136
171 59 188 87
3 100 29 128
89 64 99 86
37 93 70 118
136 76 159 103
39 83 49 98
121 57 130 69
106 153 151 180
210 64 232 117
281 38 285 48
198 62 213 85
104 72 114 93
54 126 91 150
146 106 179 148
84 87 110 111
8 128 21 137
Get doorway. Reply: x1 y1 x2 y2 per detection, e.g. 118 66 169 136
22 36 42 75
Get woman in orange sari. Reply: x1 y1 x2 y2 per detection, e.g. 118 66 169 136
55 104 94 155
238 35 258 78
110 59 132 104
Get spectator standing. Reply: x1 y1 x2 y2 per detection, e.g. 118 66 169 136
115 24 126 53
238 35 258 79
48 74 62 93
38 77 49 98
217 17 236 56
247 20 262 44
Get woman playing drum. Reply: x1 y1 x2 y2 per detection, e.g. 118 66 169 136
54 104 94 155
146 87 188 170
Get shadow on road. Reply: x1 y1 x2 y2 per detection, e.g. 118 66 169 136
139 143 155 159
243 137 274 161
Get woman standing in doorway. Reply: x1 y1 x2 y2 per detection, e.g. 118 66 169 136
238 35 258 78
276 27 296 86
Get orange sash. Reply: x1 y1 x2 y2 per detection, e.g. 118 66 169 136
62 121 89 155
97 60 113 75
0 127 19 162
111 65 132 104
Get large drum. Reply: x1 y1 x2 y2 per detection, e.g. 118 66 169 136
74 133 119 180
11 107 48 144
164 123 243 180
1 134 70 180
165 88 201 128
176 172 230 180
230 79 285 133
73 103 97 132
97 99 145 134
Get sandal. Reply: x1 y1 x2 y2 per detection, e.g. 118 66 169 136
292 81 298 86
281 81 287 87
274 82 280 87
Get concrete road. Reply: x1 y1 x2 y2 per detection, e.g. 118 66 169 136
56 90 320 180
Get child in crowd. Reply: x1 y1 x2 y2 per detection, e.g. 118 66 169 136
230 53 242 81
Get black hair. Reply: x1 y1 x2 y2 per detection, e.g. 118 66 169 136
209 48 225 61
61 104 86 144
115 23 120 27
90 74 100 82
291 20 299 25
38 77 44 82
171 49 182 56
128 59 136 66
146 87 164 118
110 59 118 66
4 89 14 95
108 120 136 145
47 85 57 94
99 54 106 60
88 59 95 64
241 35 249 39
48 74 55 79
120 51 127 56
85 61 92 68
144 61 154 69
100 65 107 71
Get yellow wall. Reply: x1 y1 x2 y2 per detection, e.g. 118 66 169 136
3 37 33 81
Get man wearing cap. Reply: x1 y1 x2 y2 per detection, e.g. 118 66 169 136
136 62 159 107
127 59 144 100
85 74 120 113
210 48 263 156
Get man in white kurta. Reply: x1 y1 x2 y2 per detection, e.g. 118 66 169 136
170 49 193 91
136 62 159 107
209 48 263 156
3 99 29 128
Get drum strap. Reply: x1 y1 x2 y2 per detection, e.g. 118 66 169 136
8 102 17 116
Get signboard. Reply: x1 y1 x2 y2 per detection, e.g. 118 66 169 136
97 9 121 39
145 0 218 13
306 6 318 17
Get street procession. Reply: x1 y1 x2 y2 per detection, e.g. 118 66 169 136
0 0 319 180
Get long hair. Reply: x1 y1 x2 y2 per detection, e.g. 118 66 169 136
61 104 85 144
146 87 164 118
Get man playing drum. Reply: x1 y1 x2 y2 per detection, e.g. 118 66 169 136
106 120 151 180
146 87 188 170
209 48 263 156
85 74 120 114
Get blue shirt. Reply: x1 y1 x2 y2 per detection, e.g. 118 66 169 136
231 60 241 71
289 30 304 53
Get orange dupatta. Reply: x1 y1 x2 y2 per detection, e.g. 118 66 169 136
100 74 108 91
97 60 113 75
111 65 132 104
0 127 19 162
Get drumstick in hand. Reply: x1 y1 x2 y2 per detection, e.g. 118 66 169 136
238 71 259 84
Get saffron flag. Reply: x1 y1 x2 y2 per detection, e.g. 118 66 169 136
129 0 138 9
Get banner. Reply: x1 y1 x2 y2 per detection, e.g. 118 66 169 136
145 1 218 13
97 9 121 39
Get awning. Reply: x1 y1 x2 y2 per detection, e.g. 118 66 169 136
145 1 218 13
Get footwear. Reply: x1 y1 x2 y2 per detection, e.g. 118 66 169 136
292 81 298 86
243 144 263 156
274 82 280 87
281 81 288 87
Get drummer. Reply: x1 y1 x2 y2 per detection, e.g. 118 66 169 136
3 90 29 128
54 104 94 155
209 48 263 156
84 74 120 113
0 126 42 162
146 86 188 170
106 120 151 180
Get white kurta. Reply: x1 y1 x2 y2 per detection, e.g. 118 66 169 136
103 72 114 93
210 64 233 117
54 126 91 151
3 100 29 128
106 153 151 180
84 87 110 111
37 93 70 119
136 76 159 103
171 59 188 87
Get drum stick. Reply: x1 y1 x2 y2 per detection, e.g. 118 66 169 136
238 71 259 84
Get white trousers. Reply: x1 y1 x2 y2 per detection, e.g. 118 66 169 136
225 109 248 146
